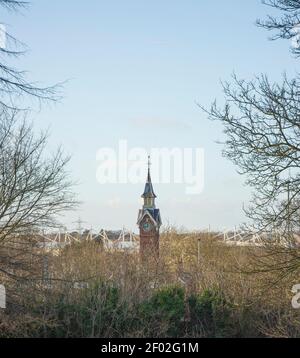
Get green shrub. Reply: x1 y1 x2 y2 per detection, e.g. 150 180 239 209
139 285 185 337
188 289 234 337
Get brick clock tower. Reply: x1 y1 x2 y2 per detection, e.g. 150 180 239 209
137 157 162 261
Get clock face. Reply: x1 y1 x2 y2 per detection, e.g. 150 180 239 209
143 222 152 232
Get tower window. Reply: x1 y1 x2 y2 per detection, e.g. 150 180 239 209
144 198 154 206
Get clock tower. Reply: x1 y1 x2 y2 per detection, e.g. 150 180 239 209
137 156 162 261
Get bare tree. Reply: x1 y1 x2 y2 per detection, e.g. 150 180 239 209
257 0 300 56
203 74 300 236
0 1 60 112
0 110 76 284
202 74 300 281
202 2 300 280
0 2 75 310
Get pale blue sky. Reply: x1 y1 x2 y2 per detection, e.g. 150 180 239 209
2 0 298 231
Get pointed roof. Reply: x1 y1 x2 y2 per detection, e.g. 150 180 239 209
141 156 157 198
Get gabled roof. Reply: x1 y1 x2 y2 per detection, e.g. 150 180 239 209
137 208 162 227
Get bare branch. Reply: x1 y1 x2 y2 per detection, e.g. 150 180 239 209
257 0 300 56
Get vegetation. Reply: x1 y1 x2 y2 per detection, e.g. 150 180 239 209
0 0 300 340
0 230 299 338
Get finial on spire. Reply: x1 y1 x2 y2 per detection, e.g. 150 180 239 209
148 155 151 170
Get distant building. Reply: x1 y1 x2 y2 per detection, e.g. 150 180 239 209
99 229 138 252
137 156 162 261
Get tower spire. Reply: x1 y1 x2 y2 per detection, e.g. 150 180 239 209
142 155 156 200
147 155 152 183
